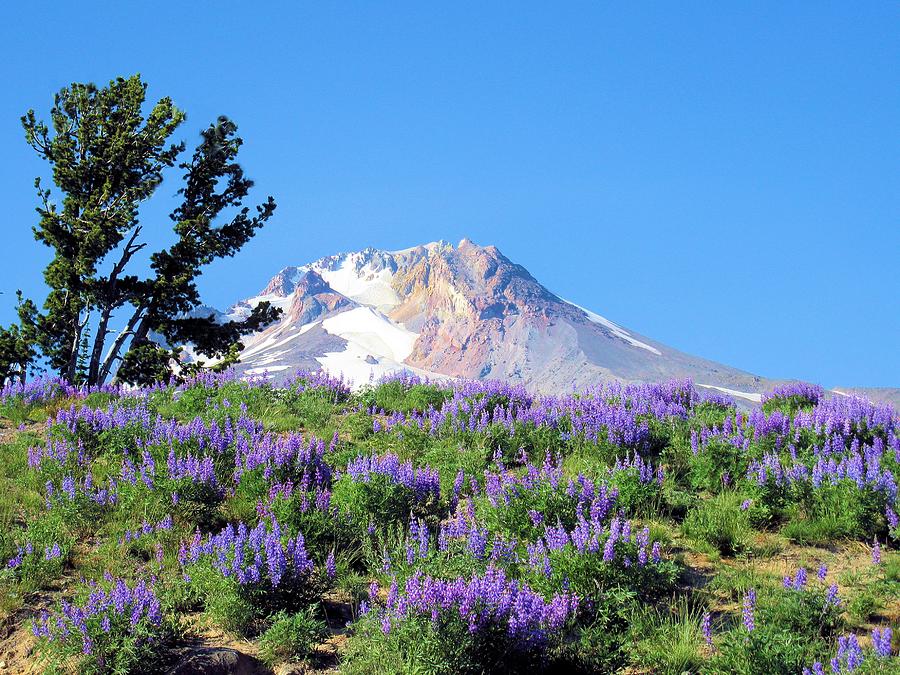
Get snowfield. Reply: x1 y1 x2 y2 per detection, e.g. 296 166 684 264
317 257 400 311
316 307 421 386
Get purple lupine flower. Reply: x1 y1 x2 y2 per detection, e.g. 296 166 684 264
740 499 752 511
872 627 892 657
61 475 76 500
833 634 864 671
373 566 577 648
742 589 756 633
452 469 465 507
637 543 648 567
346 454 439 503
528 510 544 527
602 537 615 563
467 523 489 559
817 564 828 581
179 520 313 589
701 612 712 646
32 577 162 656
887 508 899 531
7 547 25 569
325 551 336 580
872 538 881 565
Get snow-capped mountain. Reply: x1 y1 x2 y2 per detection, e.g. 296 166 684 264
219 239 778 400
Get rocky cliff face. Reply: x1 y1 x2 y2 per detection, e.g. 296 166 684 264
286 271 355 326
218 239 775 400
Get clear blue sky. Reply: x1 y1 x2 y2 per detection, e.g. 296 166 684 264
0 3 897 387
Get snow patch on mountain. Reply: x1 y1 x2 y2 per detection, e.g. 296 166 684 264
245 365 291 375
317 257 400 311
321 307 417 362
227 292 294 321
696 383 762 403
241 325 314 360
564 301 662 356
388 241 443 255
315 307 420 386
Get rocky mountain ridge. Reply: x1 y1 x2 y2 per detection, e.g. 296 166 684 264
214 239 786 400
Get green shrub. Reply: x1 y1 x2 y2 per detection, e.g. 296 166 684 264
258 608 328 666
608 464 665 517
783 482 891 544
760 586 844 641
181 523 324 636
548 592 633 673
184 561 324 637
531 537 679 602
344 608 557 674
369 381 450 414
0 510 74 590
689 438 749 493
331 472 443 533
709 625 826 675
32 577 176 675
708 582 842 675
682 492 753 555
0 398 41 426
848 588 882 623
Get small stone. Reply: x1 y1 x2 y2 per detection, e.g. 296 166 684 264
170 647 260 675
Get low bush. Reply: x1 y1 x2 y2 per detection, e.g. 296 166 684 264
682 492 753 555
258 607 328 667
32 577 175 674
179 520 322 634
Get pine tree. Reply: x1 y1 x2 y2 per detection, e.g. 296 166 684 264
0 293 40 384
16 74 280 385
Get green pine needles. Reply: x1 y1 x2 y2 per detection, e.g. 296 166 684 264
7 74 280 386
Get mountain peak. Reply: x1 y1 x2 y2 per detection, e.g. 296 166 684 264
221 240 775 400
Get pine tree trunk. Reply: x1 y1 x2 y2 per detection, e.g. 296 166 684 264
98 302 147 384
64 315 82 383
87 310 111 385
